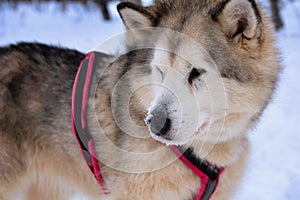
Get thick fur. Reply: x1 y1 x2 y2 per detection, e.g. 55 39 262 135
0 0 281 200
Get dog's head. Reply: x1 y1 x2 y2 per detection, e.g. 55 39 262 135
117 0 281 146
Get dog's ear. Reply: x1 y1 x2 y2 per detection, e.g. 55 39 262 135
211 0 263 46
117 2 153 30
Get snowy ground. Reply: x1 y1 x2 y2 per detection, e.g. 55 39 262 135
1 1 300 200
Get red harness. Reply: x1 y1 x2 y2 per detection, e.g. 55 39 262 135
71 52 224 200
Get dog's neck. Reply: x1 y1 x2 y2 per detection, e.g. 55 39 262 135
184 136 248 167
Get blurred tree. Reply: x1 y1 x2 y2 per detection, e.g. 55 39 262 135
270 0 284 31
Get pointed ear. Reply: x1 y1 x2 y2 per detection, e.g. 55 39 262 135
211 0 263 44
117 2 153 30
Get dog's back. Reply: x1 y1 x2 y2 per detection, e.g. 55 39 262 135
0 43 89 199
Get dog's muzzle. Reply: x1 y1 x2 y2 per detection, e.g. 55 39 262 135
145 105 171 138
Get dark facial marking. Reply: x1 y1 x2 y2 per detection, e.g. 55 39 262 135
220 66 252 82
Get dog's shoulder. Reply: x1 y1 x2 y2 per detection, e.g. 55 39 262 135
0 42 84 128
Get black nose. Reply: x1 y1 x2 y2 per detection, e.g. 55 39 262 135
155 118 171 136
148 117 171 136
145 106 171 136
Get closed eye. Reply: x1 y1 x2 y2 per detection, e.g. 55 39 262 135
188 68 206 84
155 66 164 79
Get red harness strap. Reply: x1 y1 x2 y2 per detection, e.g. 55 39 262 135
71 52 224 199
71 52 108 194
169 146 224 200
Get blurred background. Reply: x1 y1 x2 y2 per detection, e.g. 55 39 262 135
0 0 299 199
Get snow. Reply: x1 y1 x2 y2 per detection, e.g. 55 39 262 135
0 1 123 52
1 1 299 199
